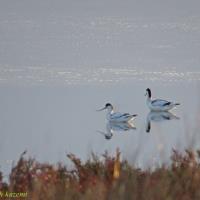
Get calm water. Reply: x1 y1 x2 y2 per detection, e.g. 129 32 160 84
1 0 200 179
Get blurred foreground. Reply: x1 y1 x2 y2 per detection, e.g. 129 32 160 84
1 149 200 200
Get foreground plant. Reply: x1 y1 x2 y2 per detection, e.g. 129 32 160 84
0 149 200 200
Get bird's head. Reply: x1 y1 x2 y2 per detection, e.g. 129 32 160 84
145 88 151 98
97 103 113 111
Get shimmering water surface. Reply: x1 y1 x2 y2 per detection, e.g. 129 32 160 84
1 1 200 179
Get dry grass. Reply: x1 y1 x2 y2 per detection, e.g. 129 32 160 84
1 149 200 200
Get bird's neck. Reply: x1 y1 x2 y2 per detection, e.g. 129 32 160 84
146 95 151 102
107 107 114 114
106 107 114 119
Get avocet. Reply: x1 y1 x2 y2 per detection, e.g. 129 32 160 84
145 88 180 111
97 103 137 122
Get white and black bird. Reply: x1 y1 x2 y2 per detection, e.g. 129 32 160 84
97 103 137 123
145 88 180 111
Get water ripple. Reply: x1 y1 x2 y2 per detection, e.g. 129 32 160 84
0 66 200 86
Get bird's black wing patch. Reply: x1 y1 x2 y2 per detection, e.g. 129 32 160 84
112 113 130 119
151 100 157 104
162 102 171 106
123 113 131 118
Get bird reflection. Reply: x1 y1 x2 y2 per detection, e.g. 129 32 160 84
146 111 179 133
98 121 136 140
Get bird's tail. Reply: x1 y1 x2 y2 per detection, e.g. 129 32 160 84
175 103 180 106
128 114 138 122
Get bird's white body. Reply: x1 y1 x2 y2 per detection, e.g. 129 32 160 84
145 88 180 111
97 103 137 123
146 98 179 111
106 106 137 122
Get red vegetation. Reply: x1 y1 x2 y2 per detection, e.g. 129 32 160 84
1 149 200 199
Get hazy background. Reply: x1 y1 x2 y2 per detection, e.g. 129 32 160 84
0 0 200 179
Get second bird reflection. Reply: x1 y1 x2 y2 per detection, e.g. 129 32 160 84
146 111 180 133
98 121 136 140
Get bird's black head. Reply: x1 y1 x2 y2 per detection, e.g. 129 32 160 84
146 88 151 98
97 103 113 112
105 103 112 108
